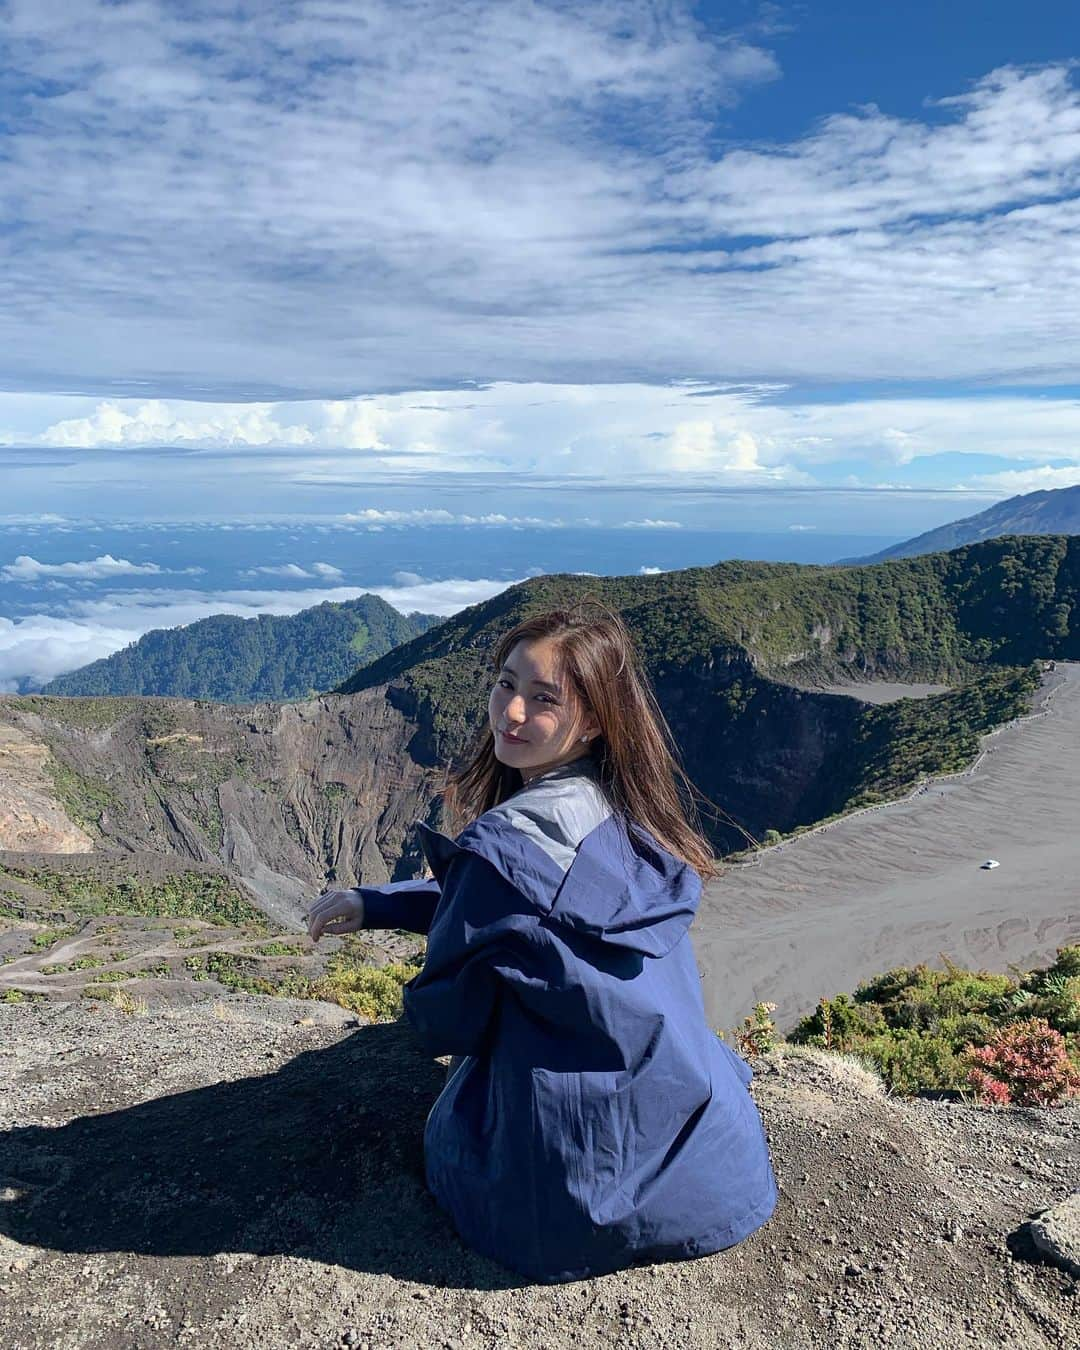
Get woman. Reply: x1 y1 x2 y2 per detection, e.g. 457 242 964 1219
306 599 778 1283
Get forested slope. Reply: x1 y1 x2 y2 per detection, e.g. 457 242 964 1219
41 595 442 702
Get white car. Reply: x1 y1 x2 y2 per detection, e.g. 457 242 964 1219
981 859 1000 870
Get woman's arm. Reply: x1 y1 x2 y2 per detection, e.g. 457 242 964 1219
402 849 543 1057
357 875 442 935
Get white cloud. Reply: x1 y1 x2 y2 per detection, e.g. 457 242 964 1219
2 553 165 580
683 65 1080 238
240 561 345 579
6 383 1080 484
242 564 314 579
2 5 1078 394
0 513 70 525
958 464 1080 493
0 612 136 692
41 399 316 449
340 507 561 528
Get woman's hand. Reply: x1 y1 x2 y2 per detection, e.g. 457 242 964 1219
305 888 365 942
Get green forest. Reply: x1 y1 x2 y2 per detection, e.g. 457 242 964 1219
41 595 442 702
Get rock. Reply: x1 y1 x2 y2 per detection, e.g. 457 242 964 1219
0 725 95 852
1021 1192 1080 1278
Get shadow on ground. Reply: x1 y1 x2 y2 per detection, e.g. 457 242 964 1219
0 1021 525 1289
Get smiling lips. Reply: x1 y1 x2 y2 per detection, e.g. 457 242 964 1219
500 729 526 742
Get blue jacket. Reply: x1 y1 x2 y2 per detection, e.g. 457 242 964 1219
358 758 778 1283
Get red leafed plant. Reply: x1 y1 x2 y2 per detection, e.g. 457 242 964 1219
963 1017 1080 1107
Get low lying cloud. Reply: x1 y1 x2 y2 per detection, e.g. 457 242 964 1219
0 612 137 693
0 514 70 526
0 553 203 581
38 400 317 450
240 561 344 579
339 507 558 528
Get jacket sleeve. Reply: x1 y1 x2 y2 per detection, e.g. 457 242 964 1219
357 876 442 935
401 847 542 1057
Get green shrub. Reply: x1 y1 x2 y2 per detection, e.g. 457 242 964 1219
0 865 271 933
994 946 1080 1035
28 924 81 950
791 992 888 1052
307 959 422 1021
790 946 1080 1098
867 1029 968 1095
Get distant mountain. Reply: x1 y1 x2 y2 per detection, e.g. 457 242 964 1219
9 535 1078 880
841 485 1080 564
40 595 443 701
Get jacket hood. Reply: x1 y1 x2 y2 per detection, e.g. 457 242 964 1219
414 808 701 959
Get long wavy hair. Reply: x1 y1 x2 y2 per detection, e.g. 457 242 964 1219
436 597 728 883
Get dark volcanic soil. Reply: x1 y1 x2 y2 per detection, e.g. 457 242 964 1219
1 995 1077 1350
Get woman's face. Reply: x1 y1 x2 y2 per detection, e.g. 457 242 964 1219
489 637 600 784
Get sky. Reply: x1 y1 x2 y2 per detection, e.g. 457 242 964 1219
1 1 1079 687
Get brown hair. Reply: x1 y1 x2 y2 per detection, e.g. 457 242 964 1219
436 596 729 884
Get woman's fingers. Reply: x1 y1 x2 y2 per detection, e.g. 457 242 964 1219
304 888 361 941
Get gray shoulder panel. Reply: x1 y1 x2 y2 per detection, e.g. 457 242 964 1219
483 761 614 874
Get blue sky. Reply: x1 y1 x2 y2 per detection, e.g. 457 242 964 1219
2 1 1080 688
1 0 1079 507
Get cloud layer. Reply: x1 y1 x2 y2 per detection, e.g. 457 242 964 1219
3 383 1079 491
3 3 1079 396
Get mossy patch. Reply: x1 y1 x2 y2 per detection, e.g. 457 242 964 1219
0 863 273 933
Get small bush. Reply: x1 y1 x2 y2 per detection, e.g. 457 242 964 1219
308 960 422 1021
791 992 887 1052
28 924 80 950
728 1001 779 1057
964 1017 1080 1107
865 1029 967 1096
108 988 149 1015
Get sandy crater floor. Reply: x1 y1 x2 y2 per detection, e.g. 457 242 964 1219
697 662 1080 1036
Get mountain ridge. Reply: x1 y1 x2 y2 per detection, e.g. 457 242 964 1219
841 485 1080 564
1 536 1076 923
40 595 442 702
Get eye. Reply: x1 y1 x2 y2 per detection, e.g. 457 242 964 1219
496 679 556 704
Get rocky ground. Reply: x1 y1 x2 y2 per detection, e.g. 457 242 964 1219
1 992 1077 1350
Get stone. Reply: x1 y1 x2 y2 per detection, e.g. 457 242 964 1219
1022 1192 1080 1278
